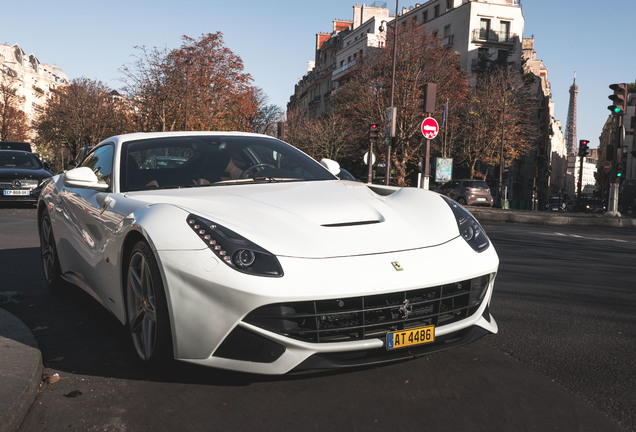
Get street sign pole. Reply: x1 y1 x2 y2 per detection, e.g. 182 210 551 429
420 117 439 189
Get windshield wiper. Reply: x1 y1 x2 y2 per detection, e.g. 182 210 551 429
209 177 304 186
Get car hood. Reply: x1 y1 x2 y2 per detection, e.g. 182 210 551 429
129 181 460 258
0 167 52 180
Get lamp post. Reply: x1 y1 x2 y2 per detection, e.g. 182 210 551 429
184 59 191 131
499 90 506 207
379 0 399 185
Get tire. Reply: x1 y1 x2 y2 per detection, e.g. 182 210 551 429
457 197 467 206
39 211 66 293
125 240 173 365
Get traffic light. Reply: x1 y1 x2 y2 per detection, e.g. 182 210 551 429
578 139 589 157
369 123 379 139
617 164 623 179
608 83 628 115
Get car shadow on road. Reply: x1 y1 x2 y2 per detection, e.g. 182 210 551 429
1 246 371 388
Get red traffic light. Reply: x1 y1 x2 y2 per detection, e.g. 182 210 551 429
369 124 379 139
578 139 589 157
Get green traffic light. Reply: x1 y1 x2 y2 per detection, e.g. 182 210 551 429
613 106 623 114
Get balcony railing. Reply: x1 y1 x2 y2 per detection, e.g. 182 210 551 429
472 28 517 44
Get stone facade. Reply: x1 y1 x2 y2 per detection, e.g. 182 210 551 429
0 43 69 141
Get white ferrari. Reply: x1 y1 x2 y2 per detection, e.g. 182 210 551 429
38 132 498 375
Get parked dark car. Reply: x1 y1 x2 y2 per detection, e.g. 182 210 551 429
0 150 54 203
545 195 566 212
436 179 494 207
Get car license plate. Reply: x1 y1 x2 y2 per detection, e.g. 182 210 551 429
477 197 486 201
386 325 435 350
3 190 31 196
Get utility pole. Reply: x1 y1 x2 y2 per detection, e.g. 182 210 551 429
384 0 399 186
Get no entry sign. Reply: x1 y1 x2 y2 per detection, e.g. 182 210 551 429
421 117 439 139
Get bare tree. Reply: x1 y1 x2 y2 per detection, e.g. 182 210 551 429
249 88 284 136
34 78 131 166
331 21 471 186
454 66 538 179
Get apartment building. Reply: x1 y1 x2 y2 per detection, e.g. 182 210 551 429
290 0 525 118
0 43 69 140
566 153 598 199
290 1 570 207
289 5 390 118
399 0 524 75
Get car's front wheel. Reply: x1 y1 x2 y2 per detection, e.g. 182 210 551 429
125 240 173 365
39 210 65 292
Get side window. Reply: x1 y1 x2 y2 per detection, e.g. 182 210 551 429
80 144 114 187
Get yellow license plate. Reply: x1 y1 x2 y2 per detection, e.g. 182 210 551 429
386 325 435 350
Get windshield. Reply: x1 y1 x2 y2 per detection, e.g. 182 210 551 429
121 135 335 192
0 151 43 169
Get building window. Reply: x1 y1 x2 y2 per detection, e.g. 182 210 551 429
423 10 428 22
443 25 453 45
497 49 509 65
499 21 511 42
434 5 440 17
479 18 491 40
446 0 453 10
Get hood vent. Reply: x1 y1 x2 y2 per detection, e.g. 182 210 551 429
321 220 381 228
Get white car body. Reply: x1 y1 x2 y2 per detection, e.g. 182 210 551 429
38 132 498 375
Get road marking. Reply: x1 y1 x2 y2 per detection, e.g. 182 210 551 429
543 232 628 243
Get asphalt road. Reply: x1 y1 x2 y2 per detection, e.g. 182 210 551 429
482 222 636 431
1 205 634 431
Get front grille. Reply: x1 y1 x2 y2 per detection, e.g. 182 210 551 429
245 274 492 343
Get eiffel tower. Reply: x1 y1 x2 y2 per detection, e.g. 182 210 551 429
565 73 578 156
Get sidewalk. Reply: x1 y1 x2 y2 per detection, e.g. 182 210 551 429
0 208 633 432
470 207 636 228
0 299 41 432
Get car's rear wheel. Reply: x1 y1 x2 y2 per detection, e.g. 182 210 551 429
457 197 467 205
125 241 173 365
39 211 65 292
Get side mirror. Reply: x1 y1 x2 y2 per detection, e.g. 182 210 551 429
320 158 341 177
63 167 109 190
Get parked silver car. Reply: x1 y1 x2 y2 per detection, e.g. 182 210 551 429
436 179 494 207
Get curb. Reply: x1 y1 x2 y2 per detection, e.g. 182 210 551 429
0 307 42 432
469 208 636 228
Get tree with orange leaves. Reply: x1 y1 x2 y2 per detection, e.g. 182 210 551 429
122 32 260 133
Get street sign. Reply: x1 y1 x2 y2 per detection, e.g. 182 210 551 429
604 160 612 174
363 151 376 165
421 117 439 139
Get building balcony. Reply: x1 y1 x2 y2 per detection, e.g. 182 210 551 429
472 28 518 45
332 60 357 79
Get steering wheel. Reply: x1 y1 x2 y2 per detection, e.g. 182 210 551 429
240 163 275 178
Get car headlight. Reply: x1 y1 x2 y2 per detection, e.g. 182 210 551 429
187 214 283 277
441 196 490 253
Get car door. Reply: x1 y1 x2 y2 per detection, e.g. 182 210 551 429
57 143 126 303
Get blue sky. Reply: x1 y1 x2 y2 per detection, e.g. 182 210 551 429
4 0 634 148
